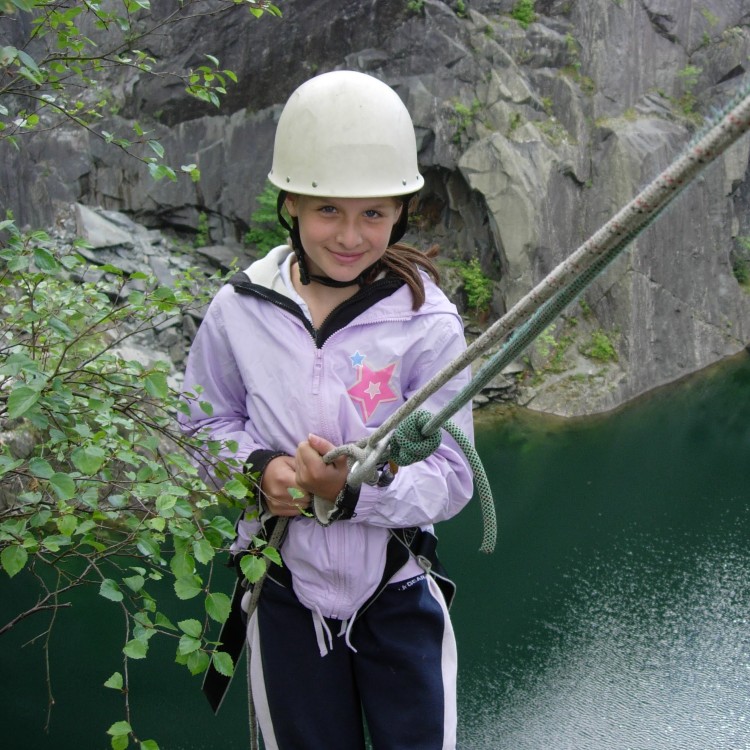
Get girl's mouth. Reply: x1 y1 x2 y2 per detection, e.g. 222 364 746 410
329 250 365 265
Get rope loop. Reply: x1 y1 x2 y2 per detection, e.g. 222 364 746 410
389 410 442 467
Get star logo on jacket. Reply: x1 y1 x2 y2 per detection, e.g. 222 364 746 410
347 360 398 421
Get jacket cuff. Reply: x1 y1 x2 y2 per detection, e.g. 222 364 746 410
245 449 289 477
245 449 290 513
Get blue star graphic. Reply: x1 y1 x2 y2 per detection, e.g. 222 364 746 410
350 351 365 368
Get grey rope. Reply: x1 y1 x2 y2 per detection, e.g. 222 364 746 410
324 80 750 549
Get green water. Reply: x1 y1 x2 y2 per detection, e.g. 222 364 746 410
443 351 750 750
2 353 749 749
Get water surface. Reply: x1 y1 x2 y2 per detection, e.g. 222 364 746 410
442 352 750 749
2 353 749 749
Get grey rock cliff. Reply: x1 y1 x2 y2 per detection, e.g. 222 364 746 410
2 0 749 416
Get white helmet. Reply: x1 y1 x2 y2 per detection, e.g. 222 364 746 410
268 70 424 198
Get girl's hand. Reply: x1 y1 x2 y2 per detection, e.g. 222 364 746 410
260 455 311 517
295 433 348 502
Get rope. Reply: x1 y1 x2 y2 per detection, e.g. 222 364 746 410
389 411 442 465
323 79 750 546
387 411 496 554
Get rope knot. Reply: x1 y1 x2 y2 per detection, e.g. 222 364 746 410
389 410 441 467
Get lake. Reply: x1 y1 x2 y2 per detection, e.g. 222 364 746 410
2 352 749 749
445 351 750 750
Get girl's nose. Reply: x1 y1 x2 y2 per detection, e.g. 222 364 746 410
336 221 362 249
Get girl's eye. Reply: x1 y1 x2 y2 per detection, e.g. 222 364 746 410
363 209 383 219
319 205 337 214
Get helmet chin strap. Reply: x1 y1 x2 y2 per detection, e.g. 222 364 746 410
275 191 412 287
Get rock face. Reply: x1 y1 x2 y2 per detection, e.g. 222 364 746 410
2 0 750 416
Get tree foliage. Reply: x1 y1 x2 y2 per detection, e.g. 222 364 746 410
0 219 281 748
0 0 281 179
0 1 282 747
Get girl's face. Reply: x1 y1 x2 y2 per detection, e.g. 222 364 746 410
284 194 402 283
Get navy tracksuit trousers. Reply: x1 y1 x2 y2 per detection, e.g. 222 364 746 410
247 573 457 749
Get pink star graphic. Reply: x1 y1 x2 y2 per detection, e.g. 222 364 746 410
348 362 398 421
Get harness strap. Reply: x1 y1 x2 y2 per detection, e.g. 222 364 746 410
202 515 289 714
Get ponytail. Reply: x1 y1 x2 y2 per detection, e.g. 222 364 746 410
370 242 441 310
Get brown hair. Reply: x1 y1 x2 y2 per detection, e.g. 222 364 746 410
368 242 441 310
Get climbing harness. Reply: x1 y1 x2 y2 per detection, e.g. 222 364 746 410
319 80 750 553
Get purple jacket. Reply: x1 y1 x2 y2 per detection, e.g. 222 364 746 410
180 246 474 619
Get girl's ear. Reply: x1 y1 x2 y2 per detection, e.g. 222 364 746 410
284 193 299 217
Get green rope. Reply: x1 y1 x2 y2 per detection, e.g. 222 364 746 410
390 410 497 554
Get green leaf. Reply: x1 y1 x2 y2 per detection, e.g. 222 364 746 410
147 163 177 181
0 456 24 476
123 638 148 659
41 534 72 552
211 650 234 677
48 472 76 501
136 533 162 560
33 246 61 272
192 538 214 564
56 514 78 537
123 574 145 592
144 371 168 398
147 516 166 532
71 446 106 475
205 591 231 624
187 649 210 676
0 46 18 65
240 554 267 584
7 385 40 419
262 546 282 566
112 734 129 750
147 139 165 159
209 515 236 539
18 65 43 86
107 720 132 737
140 740 160 750
174 575 202 600
100 578 124 602
155 494 176 514
1 545 28 577
178 618 202 638
155 612 177 630
177 633 201 655
27 457 54 478
170 549 194 578
48 316 74 339
16 49 40 74
223 478 248 500
29 509 51 527
104 672 124 690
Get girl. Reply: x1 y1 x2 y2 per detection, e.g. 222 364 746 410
180 70 475 750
